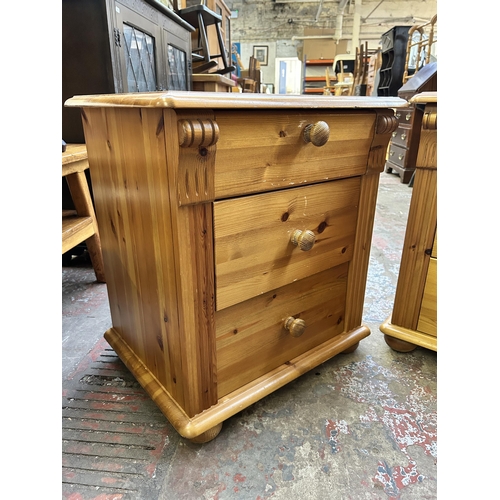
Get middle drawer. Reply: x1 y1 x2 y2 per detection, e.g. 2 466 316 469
213 177 361 311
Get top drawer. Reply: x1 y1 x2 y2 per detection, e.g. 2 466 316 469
213 109 375 198
395 108 413 125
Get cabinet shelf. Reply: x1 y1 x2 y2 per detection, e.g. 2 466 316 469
304 76 337 83
304 88 329 94
305 59 334 66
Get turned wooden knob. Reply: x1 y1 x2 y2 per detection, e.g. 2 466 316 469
303 121 330 147
284 316 306 338
291 229 316 251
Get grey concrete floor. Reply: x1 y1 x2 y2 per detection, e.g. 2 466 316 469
62 171 437 499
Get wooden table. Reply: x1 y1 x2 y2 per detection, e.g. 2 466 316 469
66 91 406 442
380 92 437 351
62 144 105 283
192 73 235 92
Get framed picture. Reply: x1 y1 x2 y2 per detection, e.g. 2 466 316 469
253 46 268 66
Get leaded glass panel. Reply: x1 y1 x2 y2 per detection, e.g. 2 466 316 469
167 45 187 91
123 24 157 92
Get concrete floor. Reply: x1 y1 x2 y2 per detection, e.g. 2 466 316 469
62 171 437 500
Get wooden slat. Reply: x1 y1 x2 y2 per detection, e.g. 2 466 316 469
62 143 88 165
62 215 94 253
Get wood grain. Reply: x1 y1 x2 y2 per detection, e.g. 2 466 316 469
69 93 405 440
214 178 360 310
216 264 348 397
66 91 407 110
344 109 397 331
213 110 374 198
417 257 437 337
380 93 437 351
391 167 437 330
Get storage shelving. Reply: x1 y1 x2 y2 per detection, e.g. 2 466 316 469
302 58 335 94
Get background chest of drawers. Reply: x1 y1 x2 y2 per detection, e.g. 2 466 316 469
380 92 437 352
66 92 405 442
384 63 437 184
385 106 423 184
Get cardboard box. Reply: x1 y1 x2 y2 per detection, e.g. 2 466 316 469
303 29 348 60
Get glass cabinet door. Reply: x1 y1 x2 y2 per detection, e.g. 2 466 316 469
167 44 188 90
123 24 158 92
114 0 192 92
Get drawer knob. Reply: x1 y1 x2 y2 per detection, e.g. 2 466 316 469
303 121 330 147
291 229 316 251
401 133 406 140
284 316 306 338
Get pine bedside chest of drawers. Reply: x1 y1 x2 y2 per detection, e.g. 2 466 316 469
380 92 437 352
66 91 406 442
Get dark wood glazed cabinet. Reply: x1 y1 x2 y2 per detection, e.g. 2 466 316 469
62 0 194 144
377 26 410 97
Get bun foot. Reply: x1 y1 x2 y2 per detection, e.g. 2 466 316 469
384 334 416 352
342 342 359 354
189 423 223 443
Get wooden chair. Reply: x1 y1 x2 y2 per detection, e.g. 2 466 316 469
62 144 105 283
402 15 437 84
177 4 235 75
332 54 355 96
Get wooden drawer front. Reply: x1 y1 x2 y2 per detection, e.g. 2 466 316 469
214 177 360 311
390 125 411 149
216 264 348 397
431 230 437 258
417 257 437 337
387 143 408 168
395 109 413 125
213 110 374 198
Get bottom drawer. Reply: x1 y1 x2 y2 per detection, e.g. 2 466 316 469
417 257 437 337
387 142 408 168
216 263 348 397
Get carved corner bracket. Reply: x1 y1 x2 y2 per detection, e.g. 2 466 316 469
178 119 220 148
366 111 400 173
177 119 219 206
422 110 437 130
376 114 399 135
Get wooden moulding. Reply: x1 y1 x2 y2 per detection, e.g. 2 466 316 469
380 315 437 352
104 325 370 441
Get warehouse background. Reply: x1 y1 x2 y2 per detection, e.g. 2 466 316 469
226 0 437 89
